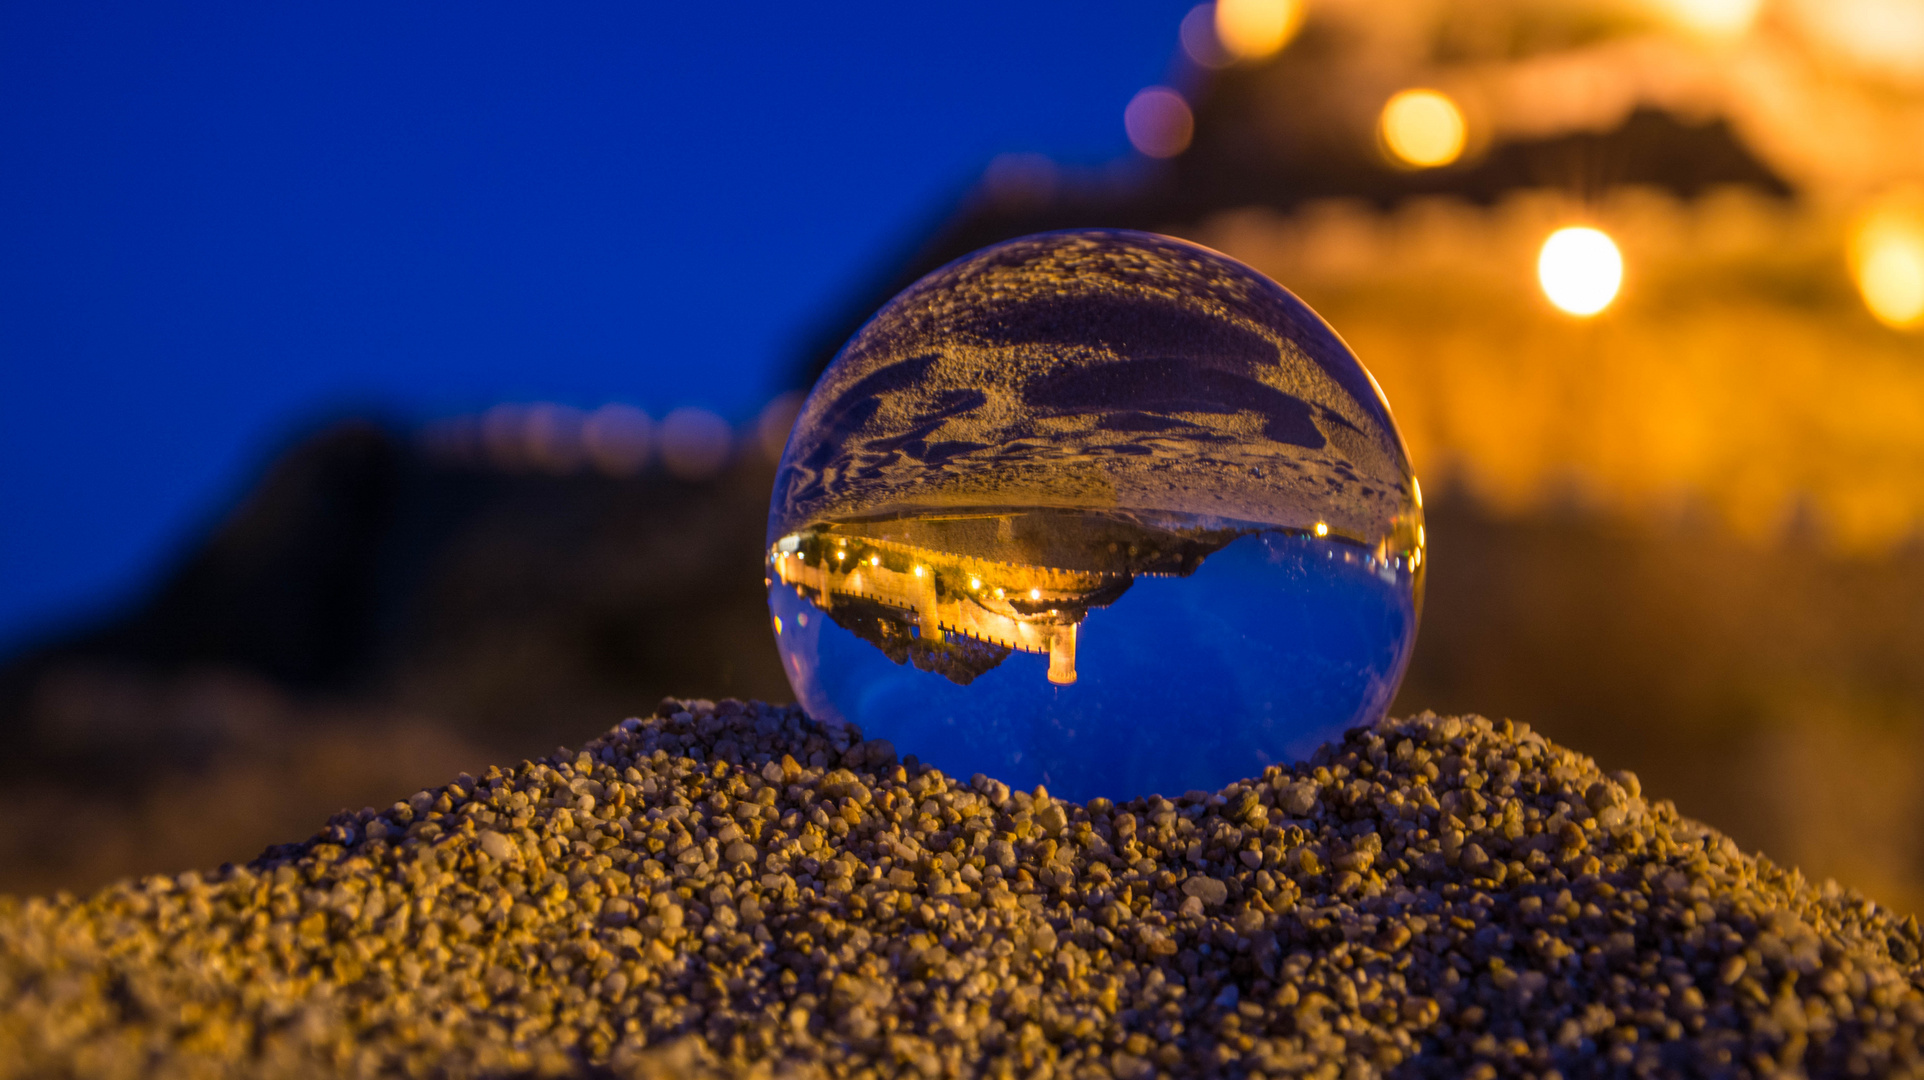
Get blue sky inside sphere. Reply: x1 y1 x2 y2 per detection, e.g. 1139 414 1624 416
0 0 1195 651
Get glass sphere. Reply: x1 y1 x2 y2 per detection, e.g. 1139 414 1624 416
767 230 1424 802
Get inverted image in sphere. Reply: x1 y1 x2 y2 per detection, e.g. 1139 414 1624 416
768 230 1423 801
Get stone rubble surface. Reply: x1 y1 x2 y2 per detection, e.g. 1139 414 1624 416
3 700 1922 1079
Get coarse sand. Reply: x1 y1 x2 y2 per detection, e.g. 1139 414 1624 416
3 700 1922 1079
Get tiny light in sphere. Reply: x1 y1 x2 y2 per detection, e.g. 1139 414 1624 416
1214 0 1304 62
1124 87 1193 159
1850 197 1924 329
1538 227 1624 316
1379 89 1467 169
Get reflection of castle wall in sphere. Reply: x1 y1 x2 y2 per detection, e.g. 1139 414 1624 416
771 535 1109 685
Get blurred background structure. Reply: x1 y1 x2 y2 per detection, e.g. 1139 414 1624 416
5 0 1924 916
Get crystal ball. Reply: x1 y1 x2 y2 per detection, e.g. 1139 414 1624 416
767 230 1424 802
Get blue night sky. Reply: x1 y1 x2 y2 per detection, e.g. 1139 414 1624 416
0 1 1195 651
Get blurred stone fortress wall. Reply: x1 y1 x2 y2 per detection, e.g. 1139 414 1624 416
1189 187 1924 551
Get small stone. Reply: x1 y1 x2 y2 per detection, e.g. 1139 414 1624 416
1280 780 1319 816
477 831 517 863
1609 769 1642 799
1182 875 1228 907
1034 803 1068 835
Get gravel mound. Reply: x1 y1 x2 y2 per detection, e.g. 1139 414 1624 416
4 700 1922 1079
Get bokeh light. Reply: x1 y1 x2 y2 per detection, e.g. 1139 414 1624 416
1180 4 1234 69
523 403 587 474
1379 89 1468 169
1537 227 1624 316
1214 0 1304 62
1851 198 1924 329
1124 87 1194 158
1660 0 1765 37
581 403 654 477
659 407 733 481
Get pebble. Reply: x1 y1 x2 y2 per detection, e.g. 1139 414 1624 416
1 701 1921 1078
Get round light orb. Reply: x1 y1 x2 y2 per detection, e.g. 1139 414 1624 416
1214 0 1304 62
1538 226 1624 317
1124 87 1194 159
1850 202 1924 329
1855 236 1924 329
766 230 1424 802
1379 89 1467 169
1180 4 1234 69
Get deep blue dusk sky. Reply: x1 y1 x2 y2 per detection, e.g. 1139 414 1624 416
0 1 1195 650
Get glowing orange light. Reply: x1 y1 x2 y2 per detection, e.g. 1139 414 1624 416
1537 227 1624 316
1029 588 1042 600
1214 0 1303 62
1379 89 1467 169
1313 522 1329 537
1124 87 1194 159
1661 0 1763 37
1797 0 1924 80
1850 193 1924 329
